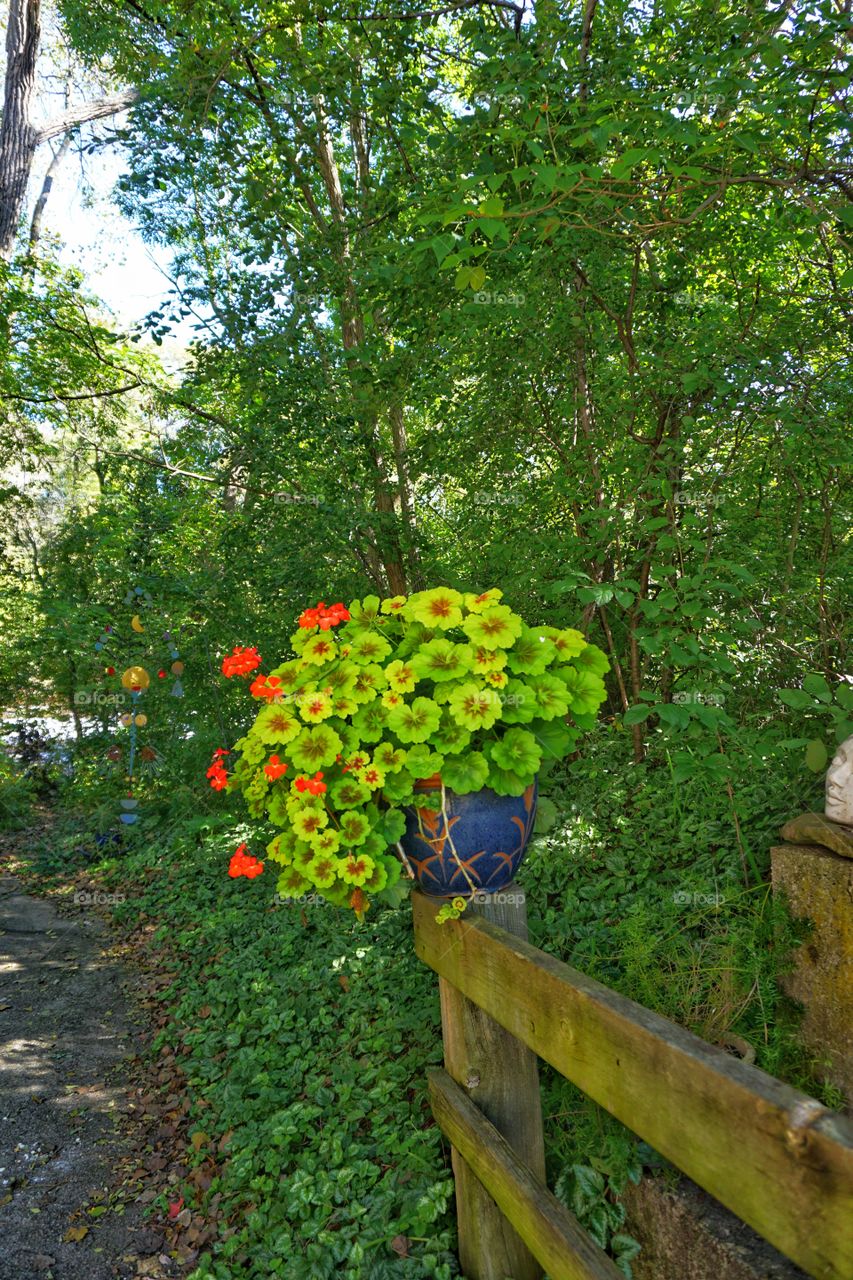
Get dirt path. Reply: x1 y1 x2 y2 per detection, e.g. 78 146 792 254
0 873 167 1279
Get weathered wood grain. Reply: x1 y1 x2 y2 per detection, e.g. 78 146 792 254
413 891 853 1280
428 1067 623 1280
438 885 546 1280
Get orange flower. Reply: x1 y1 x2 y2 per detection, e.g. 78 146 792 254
207 749 230 790
250 673 283 702
228 843 264 878
222 646 262 677
294 770 326 796
298 601 351 630
264 754 288 781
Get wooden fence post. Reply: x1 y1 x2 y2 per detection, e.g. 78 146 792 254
437 884 547 1280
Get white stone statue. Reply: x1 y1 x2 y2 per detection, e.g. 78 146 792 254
826 735 853 826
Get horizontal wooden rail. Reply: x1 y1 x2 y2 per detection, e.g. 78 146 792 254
429 1068 622 1280
413 891 853 1280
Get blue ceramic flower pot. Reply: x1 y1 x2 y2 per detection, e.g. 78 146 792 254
400 777 538 897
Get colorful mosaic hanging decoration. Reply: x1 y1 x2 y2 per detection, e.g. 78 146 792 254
90 587 187 826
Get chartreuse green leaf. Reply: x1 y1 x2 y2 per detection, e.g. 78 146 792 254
499 679 538 724
441 751 490 794
404 744 445 778
387 697 442 743
378 807 407 843
529 718 576 761
507 625 557 675
490 727 542 775
486 757 533 796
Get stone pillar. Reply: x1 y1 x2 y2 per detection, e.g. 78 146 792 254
770 813 853 1106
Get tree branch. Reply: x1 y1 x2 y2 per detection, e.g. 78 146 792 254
35 88 139 145
29 131 73 250
343 0 524 18
1 381 142 403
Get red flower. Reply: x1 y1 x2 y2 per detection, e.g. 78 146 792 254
250 673 283 702
319 602 350 630
298 601 351 631
294 770 326 796
264 754 288 781
221 645 262 677
207 749 230 790
228 843 264 878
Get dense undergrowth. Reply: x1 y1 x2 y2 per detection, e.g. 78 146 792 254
2 717 839 1278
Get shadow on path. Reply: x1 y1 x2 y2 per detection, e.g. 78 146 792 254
0 873 167 1279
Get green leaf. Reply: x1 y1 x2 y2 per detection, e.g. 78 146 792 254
805 739 828 773
611 1233 642 1262
778 689 816 711
657 704 691 728
835 683 853 711
577 585 614 605
478 218 508 242
490 727 542 775
571 1163 604 1208
440 751 490 795
479 196 504 217
378 878 412 909
611 147 656 178
803 673 832 703
533 795 558 834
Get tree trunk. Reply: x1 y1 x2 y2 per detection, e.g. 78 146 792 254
314 91 407 593
1 0 138 259
0 0 41 259
28 130 72 251
389 402 421 589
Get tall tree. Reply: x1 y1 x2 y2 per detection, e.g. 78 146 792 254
48 0 851 762
0 0 137 257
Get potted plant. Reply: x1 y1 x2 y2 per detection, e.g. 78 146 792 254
213 589 609 919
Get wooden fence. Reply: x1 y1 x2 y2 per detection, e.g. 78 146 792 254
412 888 853 1280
